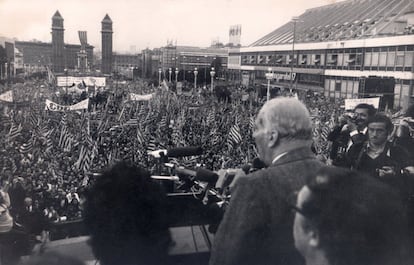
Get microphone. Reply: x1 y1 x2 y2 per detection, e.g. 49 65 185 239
195 168 219 184
167 146 203 158
252 157 266 170
242 164 251 175
175 167 218 184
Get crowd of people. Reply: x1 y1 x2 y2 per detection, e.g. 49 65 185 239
0 76 413 264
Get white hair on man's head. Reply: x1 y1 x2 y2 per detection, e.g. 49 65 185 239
259 97 312 140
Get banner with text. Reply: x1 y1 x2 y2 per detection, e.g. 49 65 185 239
129 93 154 101
45 99 89 111
57 76 106 87
344 97 380 110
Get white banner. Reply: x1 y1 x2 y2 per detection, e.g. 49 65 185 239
70 99 89 111
344 97 380 110
129 93 153 101
45 99 89 111
0 90 13 102
57 76 106 87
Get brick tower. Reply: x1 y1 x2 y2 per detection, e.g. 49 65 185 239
101 14 113 74
51 10 65 73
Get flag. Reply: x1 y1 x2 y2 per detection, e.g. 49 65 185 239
228 124 242 145
136 126 145 145
146 137 158 152
8 123 22 142
159 115 168 131
124 118 138 126
162 80 169 91
19 139 33 154
207 109 215 125
29 111 39 128
248 116 255 132
46 66 56 85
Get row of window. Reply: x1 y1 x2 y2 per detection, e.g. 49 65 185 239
238 45 414 71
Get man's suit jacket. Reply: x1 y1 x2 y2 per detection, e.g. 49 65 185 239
209 147 324 265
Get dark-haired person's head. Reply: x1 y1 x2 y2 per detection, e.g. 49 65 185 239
293 166 411 265
83 161 172 265
353 103 376 129
367 113 393 146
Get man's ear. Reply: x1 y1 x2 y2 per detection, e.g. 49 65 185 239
268 130 279 148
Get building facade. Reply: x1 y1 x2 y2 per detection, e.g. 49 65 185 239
14 41 93 75
113 53 141 79
229 0 414 109
153 44 228 83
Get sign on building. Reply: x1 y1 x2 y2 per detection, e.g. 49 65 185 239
57 76 106 87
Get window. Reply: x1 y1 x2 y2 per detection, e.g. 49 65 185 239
386 51 395 67
327 54 338 65
396 52 404 66
314 54 321 65
355 53 362 65
266 55 273 64
258 55 265 64
242 55 248 64
405 51 413 67
300 54 308 65
276 55 283 64
371 52 379 67
379 52 387 66
335 81 341 91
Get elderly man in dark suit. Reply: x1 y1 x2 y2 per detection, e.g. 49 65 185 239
210 97 324 265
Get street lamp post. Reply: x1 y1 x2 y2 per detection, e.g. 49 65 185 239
194 68 198 91
265 67 273 101
182 56 186 82
290 17 299 90
158 68 162 86
204 55 207 85
210 67 215 92
175 68 178 83
168 67 172 83
64 68 68 103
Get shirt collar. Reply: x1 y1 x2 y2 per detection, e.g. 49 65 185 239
271 152 288 164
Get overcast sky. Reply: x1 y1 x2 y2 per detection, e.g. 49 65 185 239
0 0 343 52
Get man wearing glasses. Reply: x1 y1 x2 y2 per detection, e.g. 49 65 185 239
210 97 323 265
293 166 413 265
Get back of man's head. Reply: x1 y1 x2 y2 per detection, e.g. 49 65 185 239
259 97 312 140
301 166 411 265
83 162 172 265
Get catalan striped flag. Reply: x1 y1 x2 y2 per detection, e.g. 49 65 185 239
248 116 255 133
8 123 22 142
124 118 139 127
136 126 145 145
19 138 33 154
207 108 215 125
227 123 242 149
159 115 168 131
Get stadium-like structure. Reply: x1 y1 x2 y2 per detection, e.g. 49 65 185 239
228 0 414 109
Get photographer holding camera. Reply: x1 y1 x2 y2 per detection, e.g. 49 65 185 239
346 114 413 193
328 103 376 166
